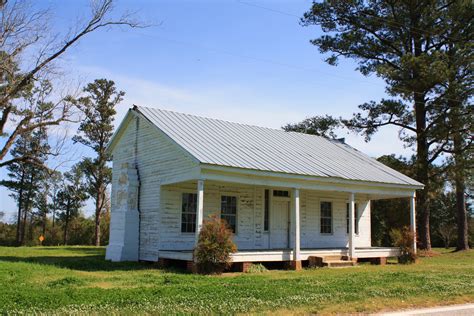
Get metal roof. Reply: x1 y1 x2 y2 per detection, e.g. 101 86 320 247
135 106 423 187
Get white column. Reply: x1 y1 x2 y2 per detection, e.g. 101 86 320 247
348 192 355 259
293 188 300 261
195 180 204 243
410 192 417 254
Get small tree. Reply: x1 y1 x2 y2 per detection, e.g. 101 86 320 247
56 165 88 245
389 226 417 264
438 224 456 249
194 215 237 274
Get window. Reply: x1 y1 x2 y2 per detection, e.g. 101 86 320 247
264 189 269 232
221 196 237 233
273 190 290 197
346 203 359 235
181 193 197 233
320 202 332 234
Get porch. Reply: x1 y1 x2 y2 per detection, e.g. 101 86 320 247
158 173 417 269
159 247 401 263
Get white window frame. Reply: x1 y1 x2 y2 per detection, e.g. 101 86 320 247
220 194 238 235
180 192 197 234
320 201 333 235
263 189 270 233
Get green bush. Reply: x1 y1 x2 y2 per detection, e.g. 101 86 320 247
194 214 237 274
245 263 268 273
390 226 417 264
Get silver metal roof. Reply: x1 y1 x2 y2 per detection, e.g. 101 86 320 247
135 106 423 187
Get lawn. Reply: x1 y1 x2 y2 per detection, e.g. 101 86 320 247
0 247 472 314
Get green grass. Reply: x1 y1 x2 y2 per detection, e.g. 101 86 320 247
0 247 472 314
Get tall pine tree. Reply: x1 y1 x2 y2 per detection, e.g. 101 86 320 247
301 0 473 250
72 79 124 246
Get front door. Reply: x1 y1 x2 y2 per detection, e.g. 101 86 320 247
270 199 290 249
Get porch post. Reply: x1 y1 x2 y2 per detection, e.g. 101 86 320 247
410 192 417 254
195 180 204 244
293 188 300 261
348 192 356 259
290 188 301 270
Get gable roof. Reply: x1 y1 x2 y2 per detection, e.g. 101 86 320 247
131 106 422 187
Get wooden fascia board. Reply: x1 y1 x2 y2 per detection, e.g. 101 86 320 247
200 167 417 198
200 164 423 191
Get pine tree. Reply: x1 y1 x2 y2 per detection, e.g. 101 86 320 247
72 79 124 246
301 0 473 250
56 165 87 245
1 127 50 245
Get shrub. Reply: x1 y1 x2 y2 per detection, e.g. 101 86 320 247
194 214 237 274
245 263 268 273
389 226 417 264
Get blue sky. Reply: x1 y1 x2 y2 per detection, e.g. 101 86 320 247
0 0 413 221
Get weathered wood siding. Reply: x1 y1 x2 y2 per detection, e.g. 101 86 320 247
300 190 371 248
160 182 262 251
110 114 198 261
158 182 371 252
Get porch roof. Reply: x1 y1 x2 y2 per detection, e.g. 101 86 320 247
126 106 423 189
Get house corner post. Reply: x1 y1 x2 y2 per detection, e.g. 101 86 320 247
410 192 417 254
349 192 356 259
195 180 204 246
292 188 301 270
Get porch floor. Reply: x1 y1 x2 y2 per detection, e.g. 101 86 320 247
159 247 400 262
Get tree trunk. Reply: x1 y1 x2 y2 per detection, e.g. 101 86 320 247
414 93 431 251
454 125 469 251
94 184 105 246
28 212 34 242
63 200 70 245
15 187 24 246
20 204 28 245
52 208 56 228
411 24 431 251
15 169 27 246
42 212 47 237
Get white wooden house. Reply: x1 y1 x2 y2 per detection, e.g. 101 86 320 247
105 106 423 270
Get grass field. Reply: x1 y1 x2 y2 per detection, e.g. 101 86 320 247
0 247 472 314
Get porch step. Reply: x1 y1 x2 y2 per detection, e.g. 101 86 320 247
325 259 356 268
308 256 357 268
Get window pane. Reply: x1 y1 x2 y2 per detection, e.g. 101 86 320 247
221 196 237 233
273 190 290 197
264 189 269 232
346 204 350 234
320 202 332 234
181 193 197 233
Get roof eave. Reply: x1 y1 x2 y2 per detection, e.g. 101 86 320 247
200 163 424 191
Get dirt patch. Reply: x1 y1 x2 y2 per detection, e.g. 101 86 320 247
418 250 441 257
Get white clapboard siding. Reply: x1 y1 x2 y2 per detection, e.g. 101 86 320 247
160 182 259 251
110 115 198 261
301 190 371 248
158 181 371 252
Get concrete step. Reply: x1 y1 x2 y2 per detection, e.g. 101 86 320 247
322 255 351 262
325 260 356 268
308 255 357 268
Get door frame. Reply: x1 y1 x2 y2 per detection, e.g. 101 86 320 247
270 193 291 249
